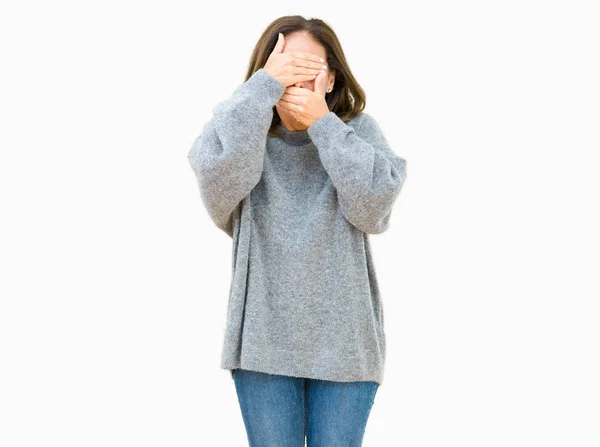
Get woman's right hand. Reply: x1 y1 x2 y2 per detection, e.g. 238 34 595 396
263 33 328 87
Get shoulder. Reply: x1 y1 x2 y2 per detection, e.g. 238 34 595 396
345 111 379 132
345 112 385 140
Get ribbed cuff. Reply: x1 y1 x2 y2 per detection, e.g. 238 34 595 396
244 68 286 105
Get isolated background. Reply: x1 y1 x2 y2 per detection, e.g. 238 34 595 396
1 1 599 446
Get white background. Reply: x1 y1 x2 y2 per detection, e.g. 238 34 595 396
1 1 599 446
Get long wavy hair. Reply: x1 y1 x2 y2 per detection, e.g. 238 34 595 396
244 16 367 138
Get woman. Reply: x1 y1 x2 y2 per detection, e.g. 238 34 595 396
188 15 407 447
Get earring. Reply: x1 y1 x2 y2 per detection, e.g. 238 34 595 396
327 88 332 93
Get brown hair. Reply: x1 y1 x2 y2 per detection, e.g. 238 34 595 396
244 16 366 138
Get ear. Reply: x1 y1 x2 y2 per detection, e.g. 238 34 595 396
328 69 335 92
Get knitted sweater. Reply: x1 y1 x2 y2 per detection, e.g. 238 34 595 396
187 68 407 385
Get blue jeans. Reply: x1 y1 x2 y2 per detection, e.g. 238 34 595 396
233 368 379 446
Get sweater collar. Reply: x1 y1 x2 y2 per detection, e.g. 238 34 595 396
274 124 311 145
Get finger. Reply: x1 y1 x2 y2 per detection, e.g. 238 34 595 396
272 33 285 55
313 70 328 96
280 93 292 104
279 93 302 108
277 98 294 112
288 50 325 63
283 86 312 96
288 50 327 67
286 60 325 76
290 67 324 78
280 92 306 109
292 59 328 72
278 96 302 107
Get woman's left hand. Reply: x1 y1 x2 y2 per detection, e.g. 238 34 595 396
277 70 330 128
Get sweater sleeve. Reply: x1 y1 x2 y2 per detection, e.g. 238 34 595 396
307 111 407 234
187 68 286 237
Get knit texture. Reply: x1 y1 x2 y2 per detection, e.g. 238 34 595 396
188 68 407 385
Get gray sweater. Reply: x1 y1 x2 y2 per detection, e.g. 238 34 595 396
188 68 407 385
